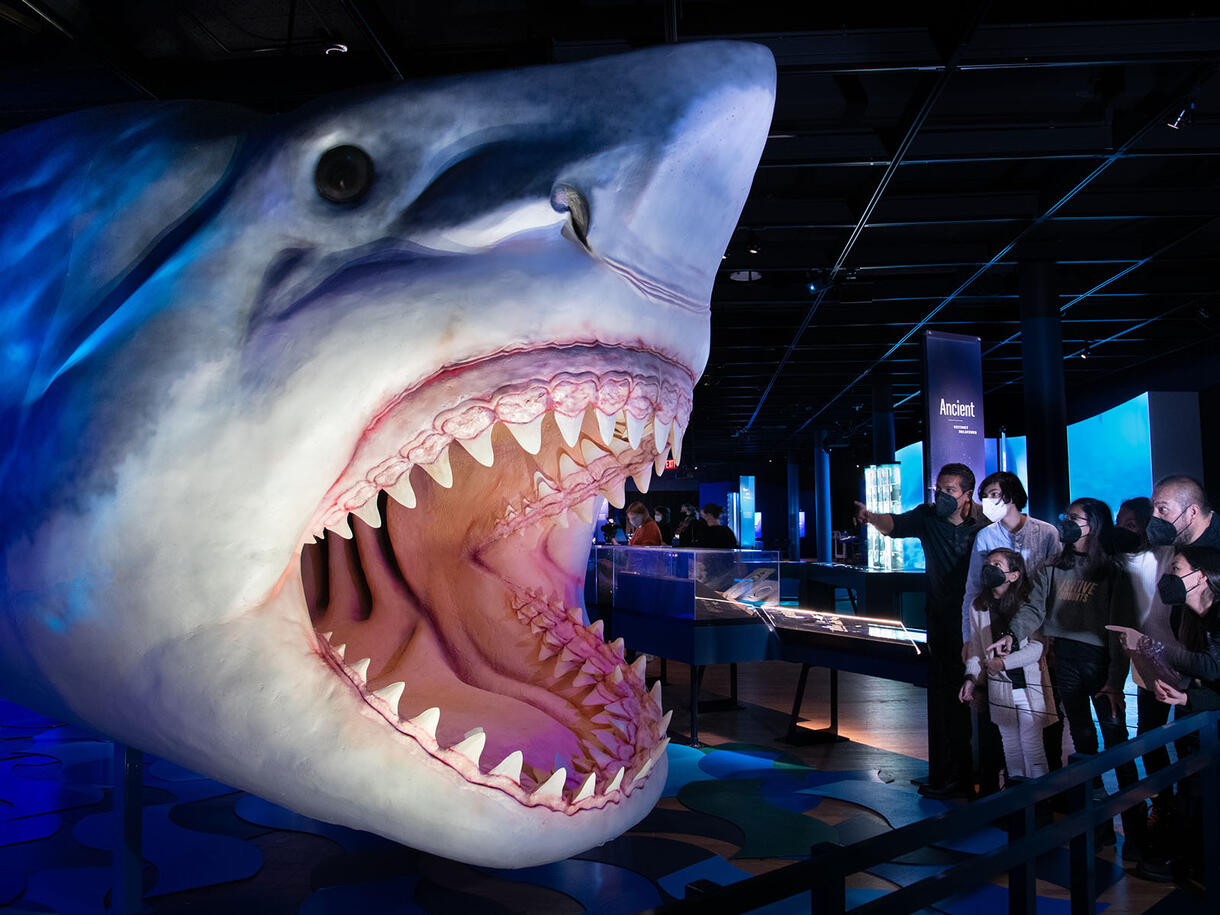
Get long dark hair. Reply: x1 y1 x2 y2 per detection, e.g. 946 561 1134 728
973 547 1032 630
1051 497 1126 581
1175 545 1220 651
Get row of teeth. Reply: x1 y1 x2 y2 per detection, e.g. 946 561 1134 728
312 403 686 542
319 627 671 810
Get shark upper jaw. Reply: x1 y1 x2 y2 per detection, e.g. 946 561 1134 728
285 342 681 855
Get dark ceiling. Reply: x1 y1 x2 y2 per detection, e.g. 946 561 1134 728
4 1 1219 469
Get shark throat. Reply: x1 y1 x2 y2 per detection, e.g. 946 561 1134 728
296 348 684 811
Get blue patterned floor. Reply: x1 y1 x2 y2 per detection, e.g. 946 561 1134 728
0 699 1194 913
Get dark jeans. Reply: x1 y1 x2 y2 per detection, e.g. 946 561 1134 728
927 612 972 786
1137 687 1174 806
1049 638 1107 756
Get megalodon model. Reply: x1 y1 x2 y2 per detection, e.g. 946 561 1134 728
0 42 774 867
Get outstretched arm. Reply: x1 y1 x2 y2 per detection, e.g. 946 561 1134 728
852 500 895 535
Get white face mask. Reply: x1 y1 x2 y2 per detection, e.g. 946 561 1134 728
981 497 1008 523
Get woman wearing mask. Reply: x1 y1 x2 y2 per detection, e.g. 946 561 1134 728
1109 545 1220 881
989 498 1139 844
653 506 673 544
961 548 1056 779
626 502 663 546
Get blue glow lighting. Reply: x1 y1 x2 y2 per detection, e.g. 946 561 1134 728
754 511 762 538
738 475 756 548
799 510 805 537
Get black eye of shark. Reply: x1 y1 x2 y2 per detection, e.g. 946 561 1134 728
315 145 375 204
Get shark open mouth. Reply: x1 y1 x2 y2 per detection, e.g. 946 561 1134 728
296 344 686 813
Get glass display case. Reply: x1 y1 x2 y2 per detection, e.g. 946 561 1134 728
764 606 925 649
591 546 781 622
864 463 904 571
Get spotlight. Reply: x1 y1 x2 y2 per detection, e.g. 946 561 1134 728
746 232 761 256
729 269 762 283
1081 341 1091 359
805 269 827 294
1167 98 1195 129
324 43 349 55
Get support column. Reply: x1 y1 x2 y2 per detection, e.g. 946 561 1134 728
813 428 833 562
113 742 144 913
786 451 801 561
872 368 896 465
1020 260 1070 523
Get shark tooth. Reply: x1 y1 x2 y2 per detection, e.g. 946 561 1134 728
593 729 620 751
581 687 608 706
490 750 523 783
609 637 625 657
649 681 663 711
587 619 604 639
552 509 570 529
326 515 353 539
350 657 371 681
506 414 544 454
605 699 630 717
333 643 346 660
607 715 631 738
450 728 486 767
625 412 646 450
457 424 496 467
420 446 453 488
609 666 624 687
571 497 595 524
306 533 319 545
580 439 610 465
632 757 656 785
606 768 625 794
653 417 672 453
321 631 334 642
387 473 417 509
351 499 382 529
554 655 580 677
606 435 632 456
658 710 673 735
630 655 646 679
539 642 558 661
560 645 581 664
534 768 566 800
554 410 583 448
652 737 670 760
671 419 686 464
595 409 618 445
573 671 598 687
558 453 582 480
588 745 614 769
654 450 668 476
372 681 405 711
535 472 558 498
573 772 597 803
600 476 626 508
408 707 440 740
632 462 651 494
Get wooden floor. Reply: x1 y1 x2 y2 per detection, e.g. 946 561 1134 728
649 657 1189 914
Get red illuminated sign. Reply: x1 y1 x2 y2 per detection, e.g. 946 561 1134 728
664 458 678 470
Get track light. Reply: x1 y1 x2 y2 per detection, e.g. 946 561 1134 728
805 269 827 295
1167 98 1195 130
745 232 760 256
1081 341 1091 359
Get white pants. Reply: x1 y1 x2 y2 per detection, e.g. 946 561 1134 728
996 688 1049 779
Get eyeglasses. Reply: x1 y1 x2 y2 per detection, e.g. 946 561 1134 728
1058 512 1089 526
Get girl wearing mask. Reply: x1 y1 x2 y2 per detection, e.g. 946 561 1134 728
626 502 663 546
989 498 1140 845
961 548 1056 778
1109 545 1220 881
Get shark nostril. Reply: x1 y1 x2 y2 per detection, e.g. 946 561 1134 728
549 183 591 249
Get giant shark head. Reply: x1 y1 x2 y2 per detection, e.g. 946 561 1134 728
0 42 774 867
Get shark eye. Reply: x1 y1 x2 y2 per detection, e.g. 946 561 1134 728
315 145 375 204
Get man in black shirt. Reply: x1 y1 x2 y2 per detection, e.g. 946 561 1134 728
854 462 985 797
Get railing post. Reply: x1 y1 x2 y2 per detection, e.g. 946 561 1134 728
1006 801 1036 914
809 843 845 914
1201 714 1220 909
1067 775 1097 915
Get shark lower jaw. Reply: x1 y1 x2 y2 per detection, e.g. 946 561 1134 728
295 345 684 817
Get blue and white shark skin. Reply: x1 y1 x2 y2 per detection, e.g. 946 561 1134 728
0 43 774 867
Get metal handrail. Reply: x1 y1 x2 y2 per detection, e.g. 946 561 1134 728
643 708 1220 914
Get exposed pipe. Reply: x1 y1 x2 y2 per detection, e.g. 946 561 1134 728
740 1 991 435
798 67 1219 433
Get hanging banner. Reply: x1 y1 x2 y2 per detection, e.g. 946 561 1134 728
922 331 986 494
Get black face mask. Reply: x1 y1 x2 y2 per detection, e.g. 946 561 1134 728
1156 572 1189 606
1146 508 1189 547
933 490 959 518
980 564 1008 589
1057 517 1084 545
